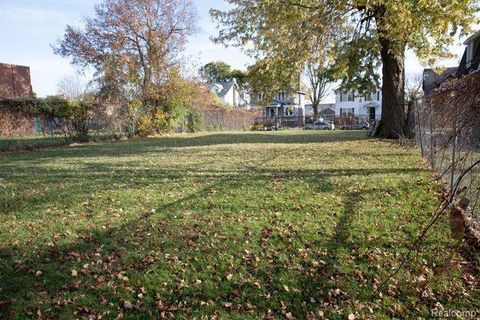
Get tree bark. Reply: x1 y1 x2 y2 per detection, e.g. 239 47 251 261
312 101 319 121
374 36 406 139
405 98 416 138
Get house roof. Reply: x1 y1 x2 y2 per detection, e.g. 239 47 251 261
320 107 335 114
463 30 480 45
457 30 480 77
0 63 33 100
334 86 380 93
363 102 380 108
422 67 458 95
210 79 237 98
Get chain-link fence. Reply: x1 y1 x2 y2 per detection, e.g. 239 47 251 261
415 73 480 228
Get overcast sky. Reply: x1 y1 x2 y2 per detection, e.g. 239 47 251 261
0 0 468 101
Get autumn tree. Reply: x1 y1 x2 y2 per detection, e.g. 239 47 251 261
57 75 90 100
54 0 197 106
212 1 479 139
230 69 248 88
245 58 300 104
306 40 334 120
199 61 233 83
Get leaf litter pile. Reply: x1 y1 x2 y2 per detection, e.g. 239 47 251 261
0 131 478 319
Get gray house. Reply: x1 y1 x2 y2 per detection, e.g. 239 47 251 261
251 90 307 127
423 30 480 96
422 67 458 96
456 30 480 77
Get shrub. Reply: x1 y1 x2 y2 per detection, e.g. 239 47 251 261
185 109 202 133
34 96 97 140
151 107 171 133
137 115 153 137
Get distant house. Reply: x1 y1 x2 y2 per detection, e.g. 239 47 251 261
423 67 458 96
334 88 382 122
251 90 307 127
304 103 336 123
209 79 243 107
0 63 33 100
456 30 480 77
319 106 336 122
423 30 480 95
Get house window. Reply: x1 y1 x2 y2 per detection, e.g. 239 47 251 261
340 91 354 102
285 107 294 116
363 89 380 101
467 43 474 67
276 92 288 101
340 108 354 117
257 93 264 102
347 92 355 101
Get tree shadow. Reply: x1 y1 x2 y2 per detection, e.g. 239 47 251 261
0 162 427 318
0 164 427 218
0 131 433 318
1 131 367 161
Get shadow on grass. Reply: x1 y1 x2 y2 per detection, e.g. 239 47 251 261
0 132 432 318
0 161 427 318
1 131 367 160
0 165 427 218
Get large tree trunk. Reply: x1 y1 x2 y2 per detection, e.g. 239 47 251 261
374 37 406 139
312 101 319 121
405 98 416 138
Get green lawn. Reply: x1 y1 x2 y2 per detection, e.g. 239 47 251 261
0 134 115 152
0 131 478 319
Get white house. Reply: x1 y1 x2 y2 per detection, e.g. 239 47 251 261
335 88 382 121
209 79 243 106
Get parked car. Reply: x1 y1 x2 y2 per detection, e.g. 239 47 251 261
339 120 370 130
305 121 335 130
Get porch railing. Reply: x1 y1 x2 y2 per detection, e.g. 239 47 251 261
254 116 305 128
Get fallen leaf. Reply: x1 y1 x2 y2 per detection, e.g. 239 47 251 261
123 300 133 310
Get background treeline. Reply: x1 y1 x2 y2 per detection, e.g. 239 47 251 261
0 87 256 152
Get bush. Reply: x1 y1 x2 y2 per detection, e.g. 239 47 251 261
151 107 171 133
198 107 257 132
137 115 153 137
35 96 97 141
185 109 202 133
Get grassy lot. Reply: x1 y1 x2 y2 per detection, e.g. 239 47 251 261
0 134 116 152
0 135 71 152
0 130 478 319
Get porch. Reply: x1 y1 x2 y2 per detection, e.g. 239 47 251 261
254 116 305 129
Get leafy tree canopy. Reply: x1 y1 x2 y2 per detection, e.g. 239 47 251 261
200 61 233 83
212 0 477 89
54 0 198 100
212 0 479 138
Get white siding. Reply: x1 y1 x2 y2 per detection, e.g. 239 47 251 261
335 89 382 120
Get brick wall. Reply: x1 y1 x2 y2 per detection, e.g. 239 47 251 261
0 63 33 100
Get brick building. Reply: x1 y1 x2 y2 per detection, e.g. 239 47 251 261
0 63 33 100
0 63 35 136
